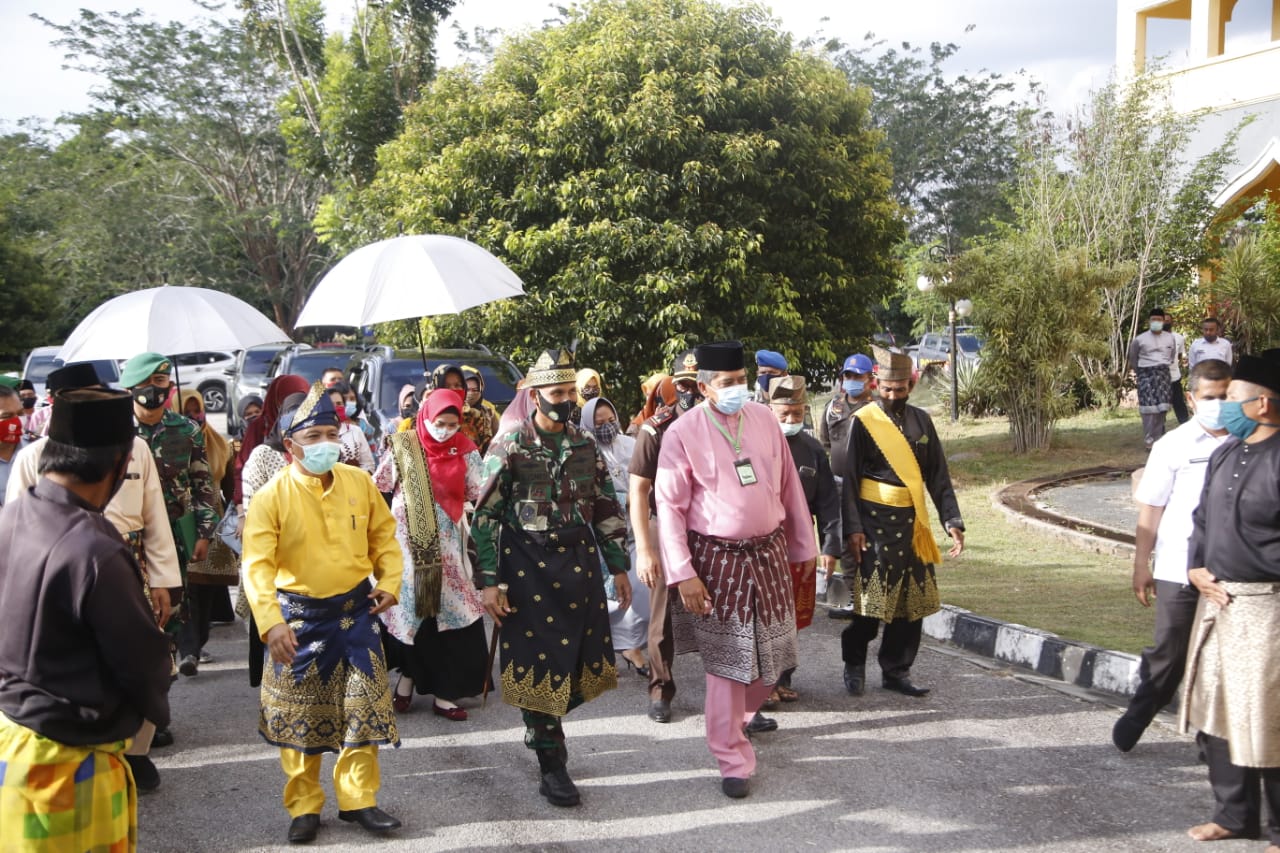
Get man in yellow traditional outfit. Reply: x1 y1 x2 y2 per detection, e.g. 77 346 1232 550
838 347 965 698
0 387 171 852
243 384 404 844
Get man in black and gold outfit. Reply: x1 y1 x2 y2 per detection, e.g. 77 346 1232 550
474 348 631 808
839 347 964 698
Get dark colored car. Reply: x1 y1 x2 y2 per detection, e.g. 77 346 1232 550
345 346 524 442
264 345 363 387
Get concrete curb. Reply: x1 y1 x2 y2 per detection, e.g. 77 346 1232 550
922 604 1140 697
991 466 1136 559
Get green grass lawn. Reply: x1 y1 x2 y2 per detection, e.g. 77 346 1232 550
924 403 1155 654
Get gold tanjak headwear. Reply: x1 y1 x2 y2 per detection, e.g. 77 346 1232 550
525 349 577 387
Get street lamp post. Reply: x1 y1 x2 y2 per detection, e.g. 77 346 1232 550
916 247 971 423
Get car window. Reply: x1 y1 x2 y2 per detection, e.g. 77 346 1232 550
243 348 278 374
957 334 982 353
377 358 521 410
286 352 353 383
24 355 58 382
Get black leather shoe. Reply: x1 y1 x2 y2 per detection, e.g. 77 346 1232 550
744 712 778 736
338 807 401 833
124 754 160 792
843 664 865 696
539 766 582 807
151 728 174 748
882 675 930 697
287 814 320 844
1112 714 1146 753
721 777 749 799
647 699 672 723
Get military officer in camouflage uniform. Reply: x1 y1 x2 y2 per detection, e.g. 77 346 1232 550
474 348 631 808
122 352 218 697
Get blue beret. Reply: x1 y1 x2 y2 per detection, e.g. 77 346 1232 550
755 349 788 371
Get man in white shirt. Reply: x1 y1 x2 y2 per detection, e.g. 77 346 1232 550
1126 307 1177 448
1112 357 1232 752
1188 317 1233 369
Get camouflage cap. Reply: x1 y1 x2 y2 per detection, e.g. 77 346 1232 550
767 374 806 406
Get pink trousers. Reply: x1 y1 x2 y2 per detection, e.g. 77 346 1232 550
704 673 773 778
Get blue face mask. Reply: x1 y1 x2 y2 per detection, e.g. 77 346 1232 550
344 402 358 418
1193 398 1223 431
713 383 750 415
295 440 342 475
756 375 774 395
842 379 865 397
779 420 803 437
1219 398 1260 440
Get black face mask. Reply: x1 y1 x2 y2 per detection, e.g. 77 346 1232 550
883 397 908 415
676 390 701 412
133 385 168 410
535 392 575 424
1162 322 1172 333
21 397 35 410
400 403 418 420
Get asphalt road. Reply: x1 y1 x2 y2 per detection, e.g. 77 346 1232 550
140 606 1223 853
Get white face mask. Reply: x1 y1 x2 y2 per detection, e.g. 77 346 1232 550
1193 398 1223 431
426 423 459 443
711 383 750 415
779 420 803 437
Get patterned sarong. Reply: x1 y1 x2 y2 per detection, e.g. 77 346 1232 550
0 714 136 853
789 562 816 630
1136 365 1172 414
672 526 797 685
498 525 618 716
259 580 400 755
1180 582 1280 767
849 497 942 623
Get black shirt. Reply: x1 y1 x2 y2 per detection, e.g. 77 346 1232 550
840 400 964 538
784 431 843 557
0 479 171 744
1189 431 1280 582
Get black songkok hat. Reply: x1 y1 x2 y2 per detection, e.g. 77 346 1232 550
46 362 104 394
18 379 34 392
1235 350 1280 397
672 350 699 381
693 341 744 373
48 388 135 448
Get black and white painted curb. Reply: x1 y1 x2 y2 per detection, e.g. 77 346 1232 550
922 604 1140 697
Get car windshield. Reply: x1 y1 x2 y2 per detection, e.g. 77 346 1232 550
957 335 982 354
286 352 352 383
379 358 521 411
243 348 280 375
49 359 120 385
24 355 58 381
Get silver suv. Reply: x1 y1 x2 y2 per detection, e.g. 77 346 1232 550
172 351 237 413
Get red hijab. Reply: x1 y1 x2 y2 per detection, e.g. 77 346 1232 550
234 374 310 504
415 389 477 522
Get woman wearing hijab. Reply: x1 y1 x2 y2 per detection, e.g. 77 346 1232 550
170 390 239 667
235 394 264 439
575 368 605 408
375 389 487 720
234 374 309 510
579 396 651 676
324 382 375 472
496 378 534 437
459 365 500 454
628 373 674 435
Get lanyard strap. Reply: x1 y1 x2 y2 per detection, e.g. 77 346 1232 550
703 405 744 456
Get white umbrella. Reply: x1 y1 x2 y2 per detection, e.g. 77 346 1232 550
294 234 525 328
57 285 292 363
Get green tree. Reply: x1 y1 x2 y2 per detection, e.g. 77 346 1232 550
1013 73 1241 405
1214 203 1280 353
339 0 904 404
40 9 329 330
951 236 1111 451
830 34 1030 245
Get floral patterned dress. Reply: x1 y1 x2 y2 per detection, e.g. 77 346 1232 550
374 448 486 644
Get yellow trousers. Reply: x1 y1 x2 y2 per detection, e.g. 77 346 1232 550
280 745 380 817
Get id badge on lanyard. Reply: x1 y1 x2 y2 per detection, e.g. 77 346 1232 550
734 458 758 487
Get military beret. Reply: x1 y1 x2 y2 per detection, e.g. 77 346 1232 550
755 349 788 371
120 352 172 388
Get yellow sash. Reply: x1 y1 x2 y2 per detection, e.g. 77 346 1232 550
853 404 942 564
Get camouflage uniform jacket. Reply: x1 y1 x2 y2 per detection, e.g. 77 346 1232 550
135 411 218 541
473 417 628 587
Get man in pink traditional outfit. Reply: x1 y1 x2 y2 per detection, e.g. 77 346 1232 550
655 341 817 799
